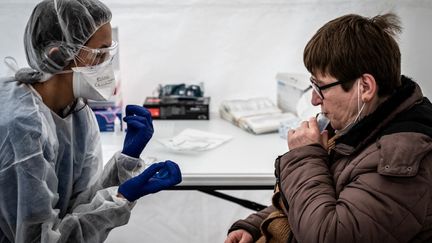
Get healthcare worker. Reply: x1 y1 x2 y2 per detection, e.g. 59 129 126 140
0 0 182 242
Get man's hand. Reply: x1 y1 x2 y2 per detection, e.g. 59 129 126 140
288 117 328 150
224 229 253 243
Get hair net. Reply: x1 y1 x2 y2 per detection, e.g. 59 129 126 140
17 0 112 83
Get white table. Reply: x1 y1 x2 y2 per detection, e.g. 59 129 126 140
101 115 288 189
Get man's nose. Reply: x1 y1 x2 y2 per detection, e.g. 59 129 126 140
311 90 322 106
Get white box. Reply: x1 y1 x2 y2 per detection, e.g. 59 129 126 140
276 73 310 113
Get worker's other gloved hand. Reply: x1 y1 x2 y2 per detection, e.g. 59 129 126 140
118 160 182 202
122 105 153 158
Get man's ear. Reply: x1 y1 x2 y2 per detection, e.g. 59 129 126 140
360 73 378 103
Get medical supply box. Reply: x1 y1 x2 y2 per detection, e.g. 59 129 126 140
89 100 123 132
276 73 311 113
143 96 210 120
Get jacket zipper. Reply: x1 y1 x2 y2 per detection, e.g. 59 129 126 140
275 155 293 242
275 155 290 211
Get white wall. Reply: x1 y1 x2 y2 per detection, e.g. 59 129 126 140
1 0 432 111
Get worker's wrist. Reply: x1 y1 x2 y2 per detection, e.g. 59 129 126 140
116 192 127 200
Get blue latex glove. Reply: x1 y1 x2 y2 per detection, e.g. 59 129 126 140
118 160 182 202
122 105 154 158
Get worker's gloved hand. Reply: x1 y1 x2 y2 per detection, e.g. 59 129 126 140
122 105 153 158
118 160 182 202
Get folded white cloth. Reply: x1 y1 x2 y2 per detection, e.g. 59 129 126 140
158 128 232 152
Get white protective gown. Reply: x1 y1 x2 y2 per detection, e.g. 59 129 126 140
0 77 142 243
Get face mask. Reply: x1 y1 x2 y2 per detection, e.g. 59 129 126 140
72 62 116 101
337 79 366 135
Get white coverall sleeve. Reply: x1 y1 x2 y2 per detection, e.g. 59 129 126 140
1 151 143 243
70 151 144 209
57 151 144 243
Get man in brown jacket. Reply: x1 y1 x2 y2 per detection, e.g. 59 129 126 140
225 12 432 243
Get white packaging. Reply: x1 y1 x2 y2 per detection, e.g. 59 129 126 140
276 73 310 114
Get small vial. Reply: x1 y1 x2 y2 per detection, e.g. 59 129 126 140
316 113 330 132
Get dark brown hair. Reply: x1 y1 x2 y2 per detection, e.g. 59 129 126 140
304 13 402 97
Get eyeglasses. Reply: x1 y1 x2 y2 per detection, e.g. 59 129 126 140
310 77 352 99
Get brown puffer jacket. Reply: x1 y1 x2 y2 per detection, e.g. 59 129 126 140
228 76 432 243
